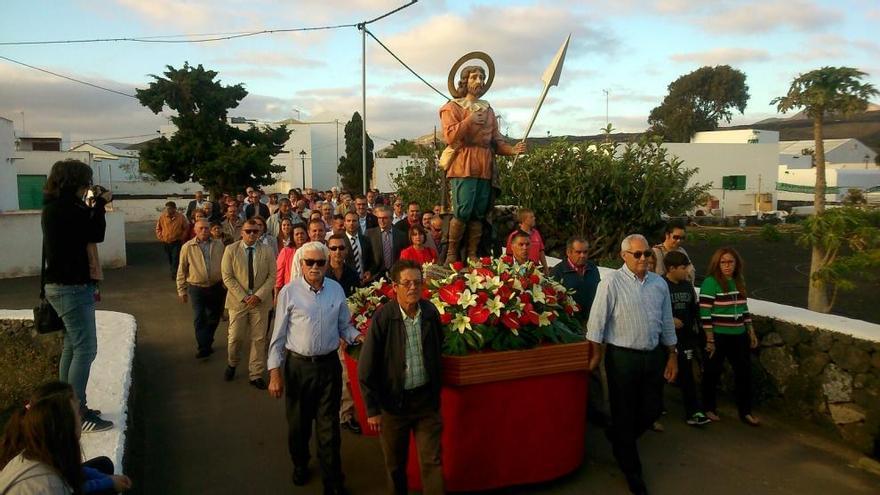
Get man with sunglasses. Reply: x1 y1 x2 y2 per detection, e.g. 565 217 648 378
652 221 695 282
267 242 364 494
358 259 445 494
586 234 677 495
221 219 277 389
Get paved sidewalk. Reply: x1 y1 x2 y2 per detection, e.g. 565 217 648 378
0 223 876 494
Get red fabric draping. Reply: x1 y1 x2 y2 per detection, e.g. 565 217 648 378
344 352 378 437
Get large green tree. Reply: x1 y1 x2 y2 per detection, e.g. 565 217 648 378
648 65 750 142
337 112 374 192
771 66 878 312
135 63 290 197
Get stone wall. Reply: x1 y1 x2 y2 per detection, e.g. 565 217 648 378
750 316 880 457
0 319 62 424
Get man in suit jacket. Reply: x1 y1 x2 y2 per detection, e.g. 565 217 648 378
244 189 271 219
185 190 208 220
366 206 407 280
358 260 445 494
343 211 376 284
221 218 277 389
176 219 226 358
393 201 421 246
354 194 378 234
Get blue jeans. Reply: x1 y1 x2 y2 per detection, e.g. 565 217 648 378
45 283 97 410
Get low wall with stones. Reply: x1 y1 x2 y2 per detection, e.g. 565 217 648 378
749 315 880 457
0 319 63 424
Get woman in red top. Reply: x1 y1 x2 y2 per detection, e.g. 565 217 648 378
275 224 309 298
400 225 437 265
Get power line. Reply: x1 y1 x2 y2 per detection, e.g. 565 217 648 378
67 133 160 145
0 54 138 99
0 23 358 46
365 28 447 101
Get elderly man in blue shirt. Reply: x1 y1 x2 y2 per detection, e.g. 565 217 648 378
267 241 364 495
587 234 678 495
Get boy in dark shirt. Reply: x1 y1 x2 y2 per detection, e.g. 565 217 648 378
664 251 711 426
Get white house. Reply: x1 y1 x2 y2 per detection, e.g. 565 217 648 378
0 117 18 212
779 138 877 170
691 129 780 145
372 156 419 193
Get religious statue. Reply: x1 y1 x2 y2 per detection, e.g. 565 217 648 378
439 52 526 264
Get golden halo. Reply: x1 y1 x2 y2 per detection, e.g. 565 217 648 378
447 51 495 99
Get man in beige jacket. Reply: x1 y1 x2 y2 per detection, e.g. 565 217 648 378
221 219 276 389
155 201 190 280
177 219 226 359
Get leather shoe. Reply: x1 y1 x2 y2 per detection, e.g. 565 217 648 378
250 378 267 390
196 348 212 359
292 466 310 486
224 366 235 381
340 418 362 434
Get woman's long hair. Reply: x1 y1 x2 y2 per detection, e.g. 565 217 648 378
0 382 83 494
44 160 93 200
706 247 747 297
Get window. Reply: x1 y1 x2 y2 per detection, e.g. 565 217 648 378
722 175 746 190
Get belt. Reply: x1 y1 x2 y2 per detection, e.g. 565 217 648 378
403 384 430 395
288 349 339 363
606 344 659 355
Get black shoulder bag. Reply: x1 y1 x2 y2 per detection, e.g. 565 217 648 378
33 242 65 334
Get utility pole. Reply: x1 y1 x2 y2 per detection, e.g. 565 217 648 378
359 1 419 194
336 119 340 187
602 89 609 126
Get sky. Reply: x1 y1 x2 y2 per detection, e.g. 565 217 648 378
1 0 878 149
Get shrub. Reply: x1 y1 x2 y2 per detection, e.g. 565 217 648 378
760 224 782 242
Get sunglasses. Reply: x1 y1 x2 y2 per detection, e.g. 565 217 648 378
626 250 654 259
397 280 422 288
328 246 346 251
243 229 260 234
303 259 327 267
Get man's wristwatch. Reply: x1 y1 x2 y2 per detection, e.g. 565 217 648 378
668 346 678 355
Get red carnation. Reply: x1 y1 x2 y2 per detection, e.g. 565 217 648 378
476 291 489 304
468 305 490 325
451 261 465 272
500 273 511 282
520 292 532 305
501 312 520 330
421 287 431 300
480 256 492 265
476 267 493 278
440 312 453 325
380 283 395 299
529 273 540 285
502 255 513 264
497 285 513 303
542 286 556 297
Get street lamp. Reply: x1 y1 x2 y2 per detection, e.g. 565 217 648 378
299 149 307 189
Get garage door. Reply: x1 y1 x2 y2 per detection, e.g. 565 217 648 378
17 175 47 210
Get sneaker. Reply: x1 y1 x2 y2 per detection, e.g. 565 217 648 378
249 378 267 390
81 411 113 433
705 411 721 422
196 348 213 359
687 412 711 426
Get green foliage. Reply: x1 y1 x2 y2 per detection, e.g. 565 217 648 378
648 65 750 142
760 224 782 242
337 112 374 193
382 139 429 158
500 139 710 259
389 156 444 210
135 63 290 196
842 188 868 206
798 207 880 309
771 67 879 119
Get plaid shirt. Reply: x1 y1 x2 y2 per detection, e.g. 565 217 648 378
401 306 428 390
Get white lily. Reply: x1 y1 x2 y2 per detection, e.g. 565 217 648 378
457 289 477 308
464 271 484 292
531 286 546 304
486 296 504 317
451 313 472 334
484 275 503 291
538 311 552 327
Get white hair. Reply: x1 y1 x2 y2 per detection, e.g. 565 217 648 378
620 234 648 253
289 241 329 280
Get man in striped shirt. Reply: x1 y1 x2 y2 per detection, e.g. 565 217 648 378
587 234 678 495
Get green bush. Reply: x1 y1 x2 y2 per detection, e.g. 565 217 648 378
760 224 782 242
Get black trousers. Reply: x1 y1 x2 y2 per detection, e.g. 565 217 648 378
163 241 182 278
677 346 702 418
83 456 115 495
284 352 344 488
187 283 224 353
379 387 445 495
604 345 666 488
702 332 752 418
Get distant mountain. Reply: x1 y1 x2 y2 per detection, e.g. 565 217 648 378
726 109 880 154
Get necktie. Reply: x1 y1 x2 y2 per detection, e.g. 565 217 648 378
246 246 255 291
382 230 393 270
350 235 362 276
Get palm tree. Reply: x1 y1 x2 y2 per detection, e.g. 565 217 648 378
771 67 878 312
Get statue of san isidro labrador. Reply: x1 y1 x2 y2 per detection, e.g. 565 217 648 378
439 52 526 264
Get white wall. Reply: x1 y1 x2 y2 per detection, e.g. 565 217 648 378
777 166 880 202
0 210 126 278
664 143 779 216
0 118 17 212
373 156 419 193
692 129 780 144
16 150 92 175
111 198 175 222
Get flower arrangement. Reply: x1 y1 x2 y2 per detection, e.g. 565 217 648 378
346 256 584 356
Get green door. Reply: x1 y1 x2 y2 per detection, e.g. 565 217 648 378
17 175 47 210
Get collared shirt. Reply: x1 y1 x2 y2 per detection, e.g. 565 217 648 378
358 215 367 234
268 276 360 370
550 259 601 323
196 237 212 267
586 264 676 351
400 306 428 390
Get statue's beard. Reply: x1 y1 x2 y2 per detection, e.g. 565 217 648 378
468 85 484 97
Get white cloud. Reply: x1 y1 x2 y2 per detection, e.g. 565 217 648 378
213 51 326 68
670 47 771 65
696 0 841 34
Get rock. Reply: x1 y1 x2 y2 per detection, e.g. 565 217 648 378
761 332 784 347
838 423 876 454
751 317 773 337
857 457 880 477
822 364 853 403
814 331 834 352
759 346 798 392
829 342 872 373
776 321 803 346
801 352 830 377
853 373 869 390
871 352 880 370
829 403 867 424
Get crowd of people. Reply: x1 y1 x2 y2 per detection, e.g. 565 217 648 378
2 159 761 495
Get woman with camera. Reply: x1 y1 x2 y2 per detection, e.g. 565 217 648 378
41 160 113 433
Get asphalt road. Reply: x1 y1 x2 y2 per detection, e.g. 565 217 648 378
0 221 876 494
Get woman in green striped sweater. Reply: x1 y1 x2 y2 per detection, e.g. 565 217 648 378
699 247 761 426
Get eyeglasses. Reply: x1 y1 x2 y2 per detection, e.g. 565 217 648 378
328 246 346 251
672 235 686 240
243 229 260 234
303 259 327 267
397 280 422 288
626 250 654 259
